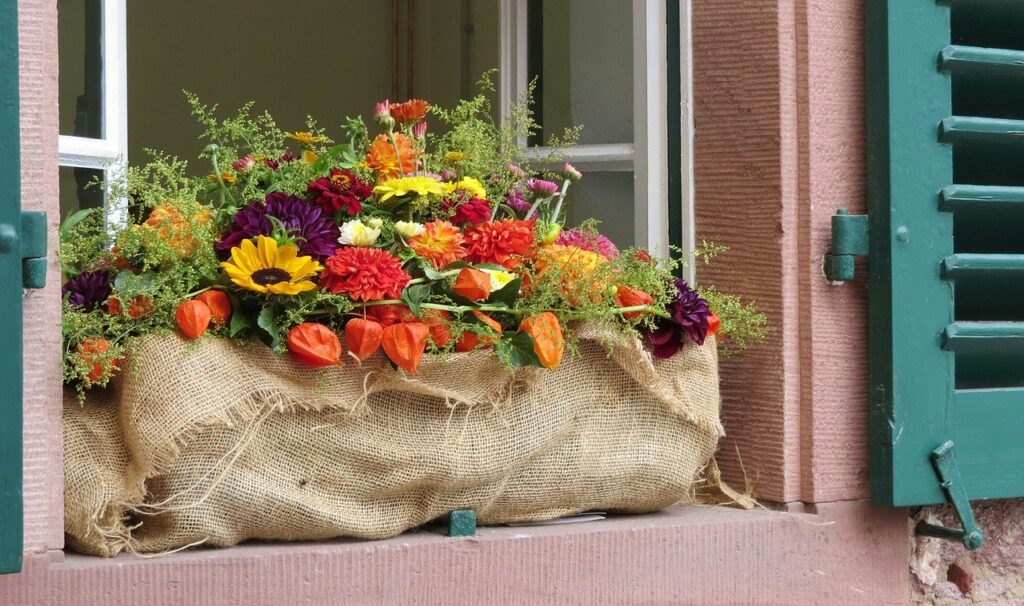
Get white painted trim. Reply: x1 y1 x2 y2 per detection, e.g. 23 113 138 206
679 0 696 281
633 0 670 255
57 0 128 226
521 143 635 172
498 0 528 149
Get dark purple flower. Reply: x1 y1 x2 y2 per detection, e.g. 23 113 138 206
62 270 113 311
216 193 341 260
644 278 712 359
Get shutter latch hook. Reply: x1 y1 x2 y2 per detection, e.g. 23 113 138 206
914 441 984 550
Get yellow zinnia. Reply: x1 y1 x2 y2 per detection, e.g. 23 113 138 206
373 176 445 203
442 176 487 200
287 131 327 146
220 236 322 295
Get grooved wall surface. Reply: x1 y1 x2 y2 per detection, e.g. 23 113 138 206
693 0 871 503
18 0 64 553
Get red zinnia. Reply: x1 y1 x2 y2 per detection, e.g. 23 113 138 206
307 168 371 216
464 219 537 269
320 247 411 302
450 197 492 224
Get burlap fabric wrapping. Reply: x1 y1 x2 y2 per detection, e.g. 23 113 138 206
63 322 723 557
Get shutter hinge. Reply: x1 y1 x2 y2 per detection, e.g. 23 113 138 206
914 441 984 550
20 211 47 289
824 208 869 282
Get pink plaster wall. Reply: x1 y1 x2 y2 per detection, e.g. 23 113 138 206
692 0 871 504
18 0 64 554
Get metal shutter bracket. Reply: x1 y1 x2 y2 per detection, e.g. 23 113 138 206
915 441 984 550
824 208 869 282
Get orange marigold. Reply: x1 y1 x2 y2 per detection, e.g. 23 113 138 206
390 99 430 124
364 133 416 179
408 220 467 269
464 219 536 270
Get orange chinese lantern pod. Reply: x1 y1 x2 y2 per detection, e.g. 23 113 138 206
452 267 491 302
75 337 119 383
614 285 655 321
366 303 416 327
520 312 565 370
175 300 211 340
707 312 721 339
107 294 154 319
287 322 343 367
421 308 453 348
345 317 383 361
195 290 232 324
382 322 429 374
455 311 503 353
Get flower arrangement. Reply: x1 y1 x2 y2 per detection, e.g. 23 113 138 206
60 74 766 392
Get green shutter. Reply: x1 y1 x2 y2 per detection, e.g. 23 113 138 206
867 0 1024 539
0 0 21 575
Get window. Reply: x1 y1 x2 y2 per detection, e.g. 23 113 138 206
500 0 692 255
57 0 127 224
57 0 691 258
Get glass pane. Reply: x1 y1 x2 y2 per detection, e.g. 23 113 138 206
528 0 633 146
59 166 104 220
58 0 103 138
564 171 635 248
126 0 499 170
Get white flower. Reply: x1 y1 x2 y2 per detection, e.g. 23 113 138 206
394 220 425 239
338 219 381 247
365 217 384 229
480 267 517 293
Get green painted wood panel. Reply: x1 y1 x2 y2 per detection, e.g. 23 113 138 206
868 0 1024 508
0 0 21 575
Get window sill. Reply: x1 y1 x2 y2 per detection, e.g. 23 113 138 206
1 502 908 605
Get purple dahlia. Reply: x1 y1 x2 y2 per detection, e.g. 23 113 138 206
645 278 712 359
62 270 113 311
555 228 620 260
216 193 340 260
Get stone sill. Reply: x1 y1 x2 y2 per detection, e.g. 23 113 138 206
1 503 909 605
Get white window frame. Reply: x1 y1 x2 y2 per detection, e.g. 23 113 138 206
57 0 128 226
498 0 695 264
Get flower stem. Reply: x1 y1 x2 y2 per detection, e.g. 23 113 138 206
550 179 570 223
386 131 405 177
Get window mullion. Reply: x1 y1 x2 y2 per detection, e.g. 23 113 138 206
633 0 670 256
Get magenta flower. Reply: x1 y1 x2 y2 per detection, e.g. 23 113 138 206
556 228 619 260
526 178 559 197
232 155 255 172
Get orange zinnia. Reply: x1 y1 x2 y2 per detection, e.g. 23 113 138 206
390 99 430 124
408 220 467 269
364 133 416 179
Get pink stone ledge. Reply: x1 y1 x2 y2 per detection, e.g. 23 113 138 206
1 503 909 605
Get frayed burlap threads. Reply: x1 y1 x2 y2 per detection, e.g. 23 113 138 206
64 323 723 556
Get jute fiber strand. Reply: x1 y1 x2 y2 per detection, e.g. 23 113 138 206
63 322 723 556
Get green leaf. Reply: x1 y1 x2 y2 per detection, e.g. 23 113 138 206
401 283 432 315
496 331 542 368
486 278 521 308
113 270 157 293
422 260 466 281
256 306 283 349
229 309 254 337
59 208 97 243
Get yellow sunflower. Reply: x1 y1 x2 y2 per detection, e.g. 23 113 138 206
220 236 322 295
373 176 445 203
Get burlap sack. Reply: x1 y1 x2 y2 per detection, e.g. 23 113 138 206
64 323 722 556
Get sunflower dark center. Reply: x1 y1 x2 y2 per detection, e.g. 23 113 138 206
251 268 292 285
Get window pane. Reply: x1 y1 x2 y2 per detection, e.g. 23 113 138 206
564 171 635 248
126 1 499 169
528 0 633 146
58 0 103 138
59 166 104 220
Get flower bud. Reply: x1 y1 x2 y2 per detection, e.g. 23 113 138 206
412 121 427 140
563 162 583 182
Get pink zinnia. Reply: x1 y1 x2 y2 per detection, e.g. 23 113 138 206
526 178 559 197
556 228 620 260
